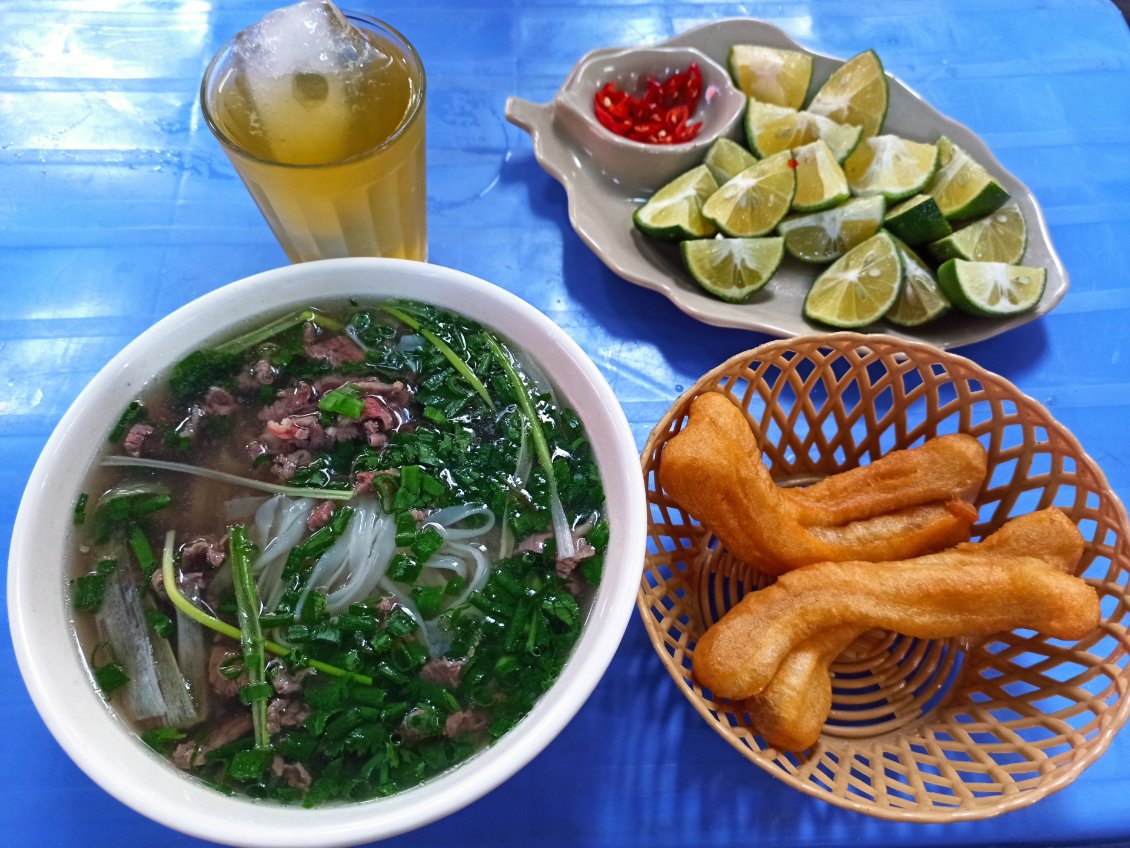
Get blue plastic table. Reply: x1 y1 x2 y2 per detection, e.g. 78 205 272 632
3 1 1130 846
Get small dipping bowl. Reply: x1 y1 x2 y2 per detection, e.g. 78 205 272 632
553 46 745 188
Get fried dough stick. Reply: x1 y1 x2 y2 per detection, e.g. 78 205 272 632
745 509 1085 751
694 537 1100 703
659 392 982 575
785 433 987 526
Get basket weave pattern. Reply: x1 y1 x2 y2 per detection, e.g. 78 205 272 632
638 333 1130 820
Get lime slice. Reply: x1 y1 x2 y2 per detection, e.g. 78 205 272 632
728 44 813 109
744 100 862 162
791 139 850 212
842 135 939 203
883 193 952 245
703 137 759 185
928 201 1027 264
807 49 889 138
777 195 886 263
681 236 785 302
886 236 950 326
926 136 1010 221
633 165 719 241
702 151 796 237
804 231 903 328
936 258 1046 317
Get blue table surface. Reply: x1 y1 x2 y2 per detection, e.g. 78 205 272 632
4 1 1130 846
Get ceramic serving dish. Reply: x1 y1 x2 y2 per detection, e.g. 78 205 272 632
553 45 744 187
7 258 647 848
506 18 1068 350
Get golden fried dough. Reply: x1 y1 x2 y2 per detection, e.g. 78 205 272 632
659 392 981 574
785 433 987 526
745 509 1086 751
695 546 1099 702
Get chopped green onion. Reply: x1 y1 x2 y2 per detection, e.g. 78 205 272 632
73 572 110 612
319 385 365 419
411 527 445 563
93 661 130 695
387 553 421 584
411 585 445 619
128 525 158 585
145 607 173 639
108 400 147 442
73 493 89 526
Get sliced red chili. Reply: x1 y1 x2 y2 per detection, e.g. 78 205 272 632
592 63 706 145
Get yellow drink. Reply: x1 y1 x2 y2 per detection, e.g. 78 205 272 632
201 3 426 262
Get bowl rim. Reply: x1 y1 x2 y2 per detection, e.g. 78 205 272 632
7 257 646 847
637 330 1130 821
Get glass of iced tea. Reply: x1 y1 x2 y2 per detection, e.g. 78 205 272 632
200 1 426 262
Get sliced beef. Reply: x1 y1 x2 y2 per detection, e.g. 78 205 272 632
304 324 365 367
122 423 155 457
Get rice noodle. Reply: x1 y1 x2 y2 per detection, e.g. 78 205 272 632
324 506 395 614
253 496 314 611
249 491 500 656
423 504 495 541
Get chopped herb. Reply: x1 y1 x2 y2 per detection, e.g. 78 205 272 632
319 384 365 419
72 557 117 612
73 493 89 526
108 400 147 442
93 661 130 695
387 554 421 584
128 525 158 585
145 607 173 639
411 585 446 619
168 349 242 404
228 748 274 783
141 727 186 755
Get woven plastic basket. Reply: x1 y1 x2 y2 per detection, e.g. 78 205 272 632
638 333 1130 821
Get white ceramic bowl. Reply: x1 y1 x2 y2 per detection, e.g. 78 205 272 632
7 258 646 848
552 45 744 187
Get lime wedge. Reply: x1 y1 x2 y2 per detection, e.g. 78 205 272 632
842 135 939 203
804 231 903 327
928 201 1027 264
745 100 862 162
791 139 850 212
777 195 886 263
728 44 813 109
807 49 889 138
883 193 952 245
633 165 719 241
936 258 1046 317
703 137 759 185
926 136 1010 221
681 236 785 302
886 236 950 326
702 151 796 237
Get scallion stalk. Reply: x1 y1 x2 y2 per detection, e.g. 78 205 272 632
228 525 269 750
160 531 372 686
212 308 345 355
481 333 576 560
103 456 354 501
381 305 495 410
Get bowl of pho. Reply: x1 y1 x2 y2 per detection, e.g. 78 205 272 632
8 258 646 847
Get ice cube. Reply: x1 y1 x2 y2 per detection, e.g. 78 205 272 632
232 0 393 164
